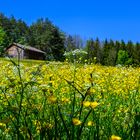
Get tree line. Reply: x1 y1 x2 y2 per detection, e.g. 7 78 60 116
0 13 140 66
84 39 140 66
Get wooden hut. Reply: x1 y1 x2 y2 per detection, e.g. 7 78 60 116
6 43 46 60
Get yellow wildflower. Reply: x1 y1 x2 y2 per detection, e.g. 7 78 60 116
48 95 57 103
61 97 70 103
83 101 91 107
111 135 121 140
87 121 94 126
72 118 82 126
0 122 6 129
90 101 99 109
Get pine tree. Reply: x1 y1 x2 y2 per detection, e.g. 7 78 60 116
65 35 77 51
29 18 65 61
134 43 140 65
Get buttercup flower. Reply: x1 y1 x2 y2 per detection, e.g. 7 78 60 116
48 95 57 103
72 118 82 126
83 101 91 107
111 135 121 140
87 121 94 126
90 101 99 109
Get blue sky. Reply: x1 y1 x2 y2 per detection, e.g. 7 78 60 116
0 0 140 42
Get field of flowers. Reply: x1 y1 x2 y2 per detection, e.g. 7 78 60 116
0 59 140 140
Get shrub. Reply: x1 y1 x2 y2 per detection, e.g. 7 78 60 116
64 49 87 63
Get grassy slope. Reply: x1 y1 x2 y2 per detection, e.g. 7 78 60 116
0 57 46 65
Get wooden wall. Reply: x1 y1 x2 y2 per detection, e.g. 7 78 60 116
6 45 24 59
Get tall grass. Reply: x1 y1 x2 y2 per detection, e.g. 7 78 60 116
0 59 140 139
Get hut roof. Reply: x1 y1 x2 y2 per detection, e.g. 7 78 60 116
7 43 46 54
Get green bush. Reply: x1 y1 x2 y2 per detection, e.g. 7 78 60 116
64 49 87 63
116 50 133 66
